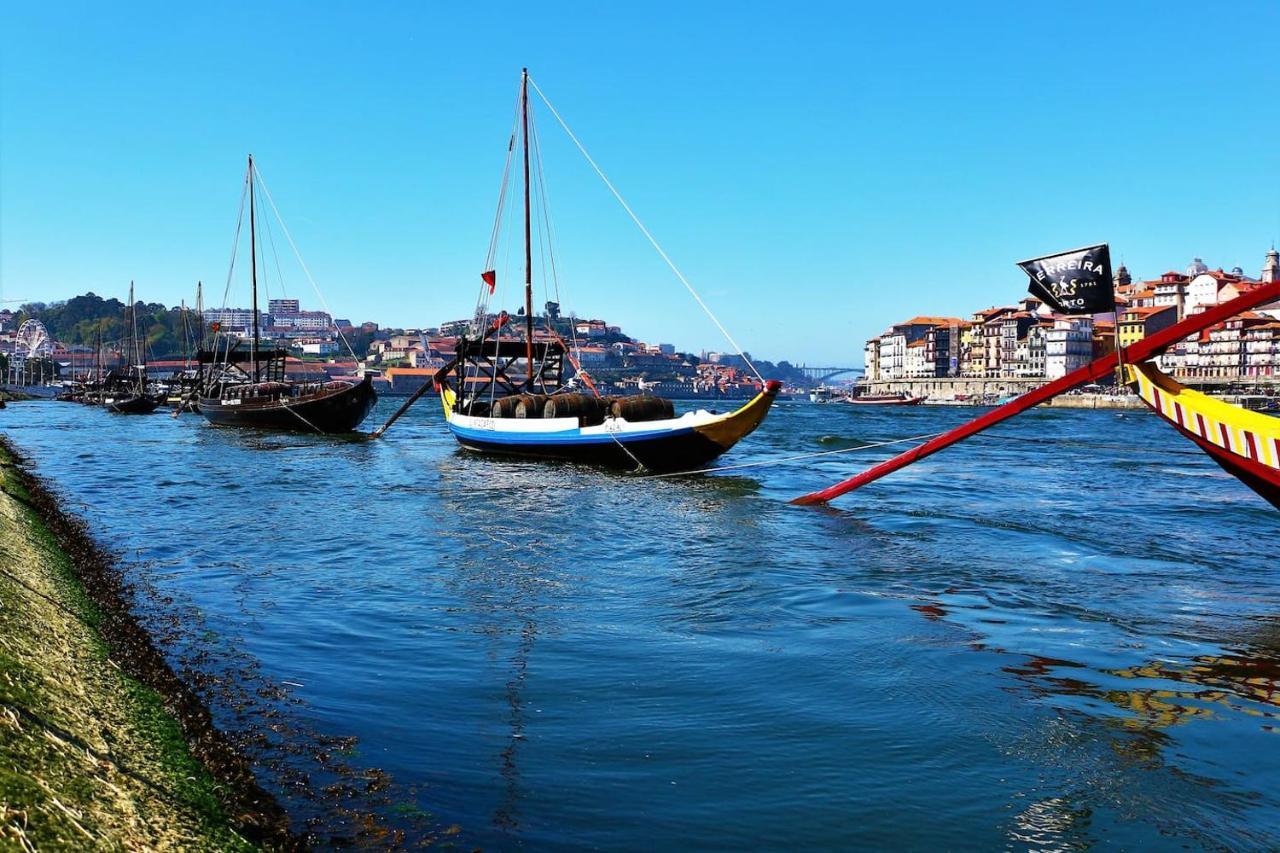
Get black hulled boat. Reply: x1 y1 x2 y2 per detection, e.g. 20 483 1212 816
103 281 161 415
195 155 376 433
196 344 376 432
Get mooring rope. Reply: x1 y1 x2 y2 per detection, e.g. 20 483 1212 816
605 424 650 472
278 394 325 434
527 75 765 384
639 424 1212 483
639 431 948 479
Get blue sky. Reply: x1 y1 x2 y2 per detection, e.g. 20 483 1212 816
2 1 1277 365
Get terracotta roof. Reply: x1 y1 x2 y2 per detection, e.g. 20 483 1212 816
384 367 438 377
900 315 965 327
1121 305 1175 318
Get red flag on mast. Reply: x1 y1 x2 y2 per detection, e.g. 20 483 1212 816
481 270 496 294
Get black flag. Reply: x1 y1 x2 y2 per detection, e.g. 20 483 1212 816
1016 244 1114 315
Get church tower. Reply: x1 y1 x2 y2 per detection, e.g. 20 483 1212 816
1264 246 1279 284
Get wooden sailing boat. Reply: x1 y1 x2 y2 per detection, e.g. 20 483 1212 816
425 69 780 471
1130 361 1280 510
103 281 161 414
196 155 377 433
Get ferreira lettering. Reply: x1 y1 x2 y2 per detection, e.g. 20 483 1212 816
1017 243 1115 315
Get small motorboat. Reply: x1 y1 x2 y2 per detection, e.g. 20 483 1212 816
845 392 926 406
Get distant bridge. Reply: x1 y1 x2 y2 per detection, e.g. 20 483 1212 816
796 365 863 383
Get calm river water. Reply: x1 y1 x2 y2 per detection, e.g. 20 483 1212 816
3 399 1279 849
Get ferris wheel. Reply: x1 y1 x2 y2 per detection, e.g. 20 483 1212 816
15 319 52 359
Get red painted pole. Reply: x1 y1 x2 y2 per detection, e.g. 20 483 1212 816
792 279 1280 506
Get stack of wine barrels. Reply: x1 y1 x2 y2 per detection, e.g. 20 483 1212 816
514 394 549 418
486 392 674 426
543 393 610 426
610 395 674 423
488 394 551 418
490 395 522 418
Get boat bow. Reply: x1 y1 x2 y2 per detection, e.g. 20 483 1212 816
1131 361 1280 509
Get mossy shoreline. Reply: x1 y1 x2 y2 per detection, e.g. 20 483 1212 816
0 434 298 850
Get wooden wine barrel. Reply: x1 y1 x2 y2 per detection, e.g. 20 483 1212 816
514 394 549 418
610 395 674 422
544 393 610 426
491 395 522 418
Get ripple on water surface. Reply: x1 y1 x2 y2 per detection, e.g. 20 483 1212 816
3 399 1279 848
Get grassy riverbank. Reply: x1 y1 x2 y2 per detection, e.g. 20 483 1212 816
0 437 290 850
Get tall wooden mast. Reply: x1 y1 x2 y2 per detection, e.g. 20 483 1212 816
248 155 260 382
521 68 535 388
128 280 139 389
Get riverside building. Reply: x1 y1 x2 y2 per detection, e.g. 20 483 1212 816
862 248 1280 388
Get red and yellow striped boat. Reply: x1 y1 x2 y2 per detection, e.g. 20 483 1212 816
1131 361 1280 510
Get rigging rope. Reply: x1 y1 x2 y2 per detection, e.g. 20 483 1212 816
475 86 524 333
218 172 250 315
259 191 291 305
527 75 765 384
251 164 361 366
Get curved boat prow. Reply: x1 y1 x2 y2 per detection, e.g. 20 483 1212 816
693 379 782 453
1132 361 1280 510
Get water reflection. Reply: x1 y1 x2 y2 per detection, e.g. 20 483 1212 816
1008 796 1094 852
912 596 1280 848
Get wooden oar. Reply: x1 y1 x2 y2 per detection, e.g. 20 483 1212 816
792 278 1280 505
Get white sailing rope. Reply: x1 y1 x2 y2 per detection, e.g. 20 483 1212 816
219 172 250 315
257 191 292 310
639 431 947 479
527 75 765 384
251 163 360 365
475 85 523 331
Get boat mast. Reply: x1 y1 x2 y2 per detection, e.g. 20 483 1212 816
522 68 534 389
248 155 260 383
129 280 139 390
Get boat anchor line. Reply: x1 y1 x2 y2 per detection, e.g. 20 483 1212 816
609 430 649 472
278 397 325 434
640 431 947 480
